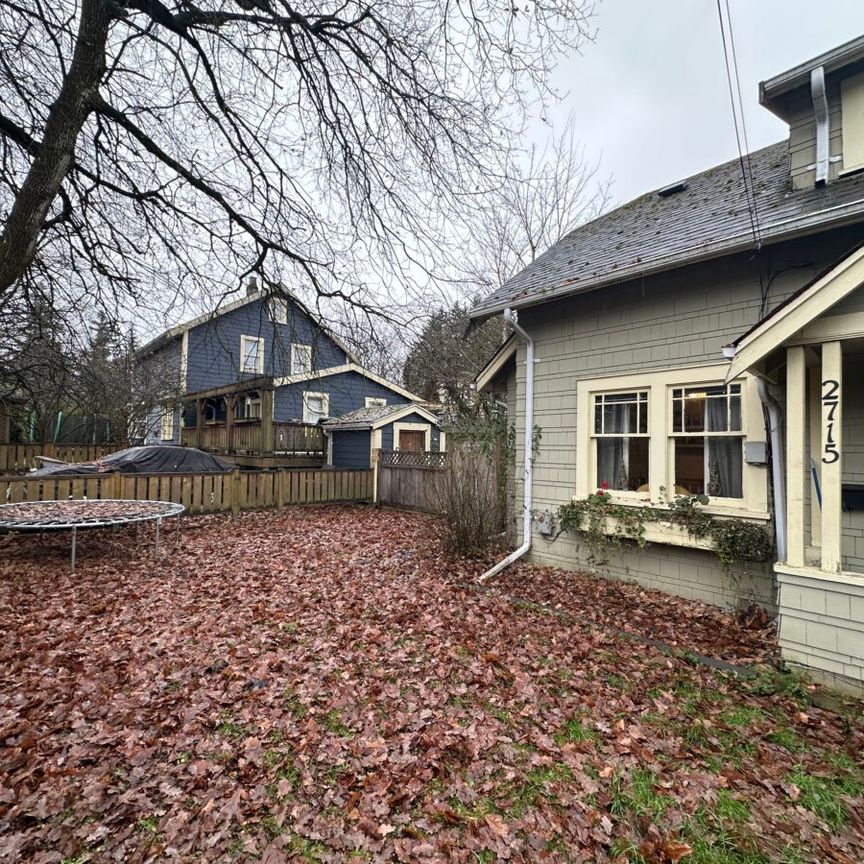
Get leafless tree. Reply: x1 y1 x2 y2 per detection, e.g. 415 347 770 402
0 0 595 329
465 113 612 295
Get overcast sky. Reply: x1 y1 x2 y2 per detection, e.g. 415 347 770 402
534 0 864 207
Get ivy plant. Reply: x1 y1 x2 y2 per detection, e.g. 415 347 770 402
557 488 773 574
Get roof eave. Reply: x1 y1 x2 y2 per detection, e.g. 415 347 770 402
469 201 864 322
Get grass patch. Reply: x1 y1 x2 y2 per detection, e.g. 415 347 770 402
554 715 599 746
787 764 862 829
215 711 245 739
610 768 672 821
766 727 808 754
136 814 159 834
720 706 763 728
318 709 351 737
283 690 308 720
286 834 327 862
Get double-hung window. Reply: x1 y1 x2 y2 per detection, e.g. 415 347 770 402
268 298 288 324
576 366 767 519
240 335 264 374
671 384 743 498
365 397 387 408
303 391 329 424
291 344 312 375
592 391 649 491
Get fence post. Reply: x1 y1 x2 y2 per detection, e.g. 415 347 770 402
371 448 380 506
276 468 285 510
231 467 241 519
44 441 57 461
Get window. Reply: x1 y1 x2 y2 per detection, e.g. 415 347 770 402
291 344 312 375
160 407 174 440
576 365 767 516
303 391 329 423
237 392 262 421
671 384 742 498
268 297 288 324
592 391 649 491
365 397 387 408
240 335 264 373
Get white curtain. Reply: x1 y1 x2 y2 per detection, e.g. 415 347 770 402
597 403 629 490
706 398 742 497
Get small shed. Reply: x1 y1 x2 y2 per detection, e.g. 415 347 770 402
323 403 443 469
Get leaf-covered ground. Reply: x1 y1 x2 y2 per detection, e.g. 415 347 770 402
1 505 862 863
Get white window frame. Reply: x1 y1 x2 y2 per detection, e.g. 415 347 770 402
670 383 744 501
590 389 651 499
575 364 768 518
302 391 329 424
365 397 387 408
238 393 262 421
393 421 431 452
268 297 289 324
291 344 313 375
160 406 174 440
240 335 264 374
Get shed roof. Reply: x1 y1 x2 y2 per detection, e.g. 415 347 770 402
469 141 864 321
323 403 439 431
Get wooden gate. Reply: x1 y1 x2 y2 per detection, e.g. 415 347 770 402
376 451 446 512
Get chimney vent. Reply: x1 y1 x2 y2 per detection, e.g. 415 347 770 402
247 276 258 295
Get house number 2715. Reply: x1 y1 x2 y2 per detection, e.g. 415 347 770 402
822 379 840 464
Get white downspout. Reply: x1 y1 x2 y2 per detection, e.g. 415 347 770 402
811 66 829 188
479 308 534 583
757 378 787 563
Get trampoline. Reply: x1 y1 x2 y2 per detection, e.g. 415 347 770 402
0 499 185 572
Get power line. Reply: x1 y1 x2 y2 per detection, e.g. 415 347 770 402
716 0 761 249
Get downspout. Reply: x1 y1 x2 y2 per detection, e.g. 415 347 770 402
757 378 787 563
479 308 534 582
811 66 829 188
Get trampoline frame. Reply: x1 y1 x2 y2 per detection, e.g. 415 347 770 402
0 499 185 572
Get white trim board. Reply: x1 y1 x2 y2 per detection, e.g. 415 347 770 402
725 244 864 379
476 336 517 391
393 421 432 451
273 362 423 402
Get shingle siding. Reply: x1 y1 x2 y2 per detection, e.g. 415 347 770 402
503 227 863 610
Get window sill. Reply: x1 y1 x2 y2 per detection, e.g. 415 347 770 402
601 497 770 523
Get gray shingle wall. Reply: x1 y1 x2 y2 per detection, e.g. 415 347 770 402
503 227 863 609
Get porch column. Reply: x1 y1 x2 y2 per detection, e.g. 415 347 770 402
261 390 274 455
194 399 205 449
821 341 843 574
226 395 237 453
786 346 806 568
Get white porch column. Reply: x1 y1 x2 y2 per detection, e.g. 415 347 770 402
821 341 843 573
786 346 806 568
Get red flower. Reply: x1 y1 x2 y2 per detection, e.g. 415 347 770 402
599 481 609 491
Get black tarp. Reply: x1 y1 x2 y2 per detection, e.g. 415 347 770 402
33 446 233 476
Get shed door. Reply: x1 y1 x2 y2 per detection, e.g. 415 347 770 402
398 430 426 452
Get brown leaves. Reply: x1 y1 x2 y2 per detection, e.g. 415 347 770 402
1 506 862 863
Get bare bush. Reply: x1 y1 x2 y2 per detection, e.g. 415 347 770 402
433 445 503 557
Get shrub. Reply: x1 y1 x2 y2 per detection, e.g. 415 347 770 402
433 444 503 557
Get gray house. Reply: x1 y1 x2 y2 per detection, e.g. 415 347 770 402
472 37 864 694
137 282 425 468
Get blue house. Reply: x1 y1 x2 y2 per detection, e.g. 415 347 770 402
137 280 434 468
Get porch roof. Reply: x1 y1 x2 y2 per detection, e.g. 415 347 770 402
724 240 864 379
184 376 273 400
323 403 439 431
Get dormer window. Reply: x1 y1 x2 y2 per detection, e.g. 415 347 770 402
841 72 864 175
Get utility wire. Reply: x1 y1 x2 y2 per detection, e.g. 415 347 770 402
716 0 761 249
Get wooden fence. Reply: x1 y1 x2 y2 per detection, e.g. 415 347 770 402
376 451 448 512
0 467 373 515
0 443 115 474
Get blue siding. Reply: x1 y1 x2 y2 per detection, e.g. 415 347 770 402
185 295 348 392
274 372 409 422
380 412 440 451
331 429 372 469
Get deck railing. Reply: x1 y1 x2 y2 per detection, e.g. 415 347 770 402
181 421 324 456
